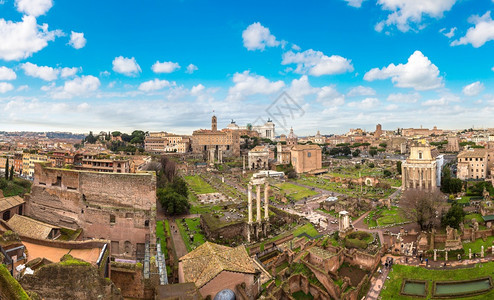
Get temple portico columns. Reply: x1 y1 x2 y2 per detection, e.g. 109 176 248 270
248 184 252 224
264 184 269 220
256 185 261 223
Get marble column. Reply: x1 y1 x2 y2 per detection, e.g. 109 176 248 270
469 248 472 259
434 249 437 261
256 185 261 223
481 245 484 258
248 184 252 224
264 184 269 220
445 251 448 261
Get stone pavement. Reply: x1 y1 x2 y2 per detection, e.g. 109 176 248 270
365 264 390 300
169 219 188 258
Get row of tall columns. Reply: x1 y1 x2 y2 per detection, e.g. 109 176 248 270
403 165 437 190
247 182 270 224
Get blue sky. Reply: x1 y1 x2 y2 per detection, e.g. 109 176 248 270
1 0 494 135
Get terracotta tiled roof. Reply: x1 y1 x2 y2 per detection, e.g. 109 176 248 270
7 215 59 240
291 144 321 151
179 242 257 288
0 196 24 212
457 149 488 158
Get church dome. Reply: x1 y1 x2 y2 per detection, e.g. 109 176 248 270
214 289 236 300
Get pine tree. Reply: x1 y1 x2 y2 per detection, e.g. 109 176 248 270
4 157 8 179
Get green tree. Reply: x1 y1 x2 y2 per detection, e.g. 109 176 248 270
352 149 360 157
441 203 465 229
396 161 402 175
379 143 387 148
84 131 97 144
383 169 392 177
9 165 13 181
369 149 378 157
111 131 121 137
157 188 190 215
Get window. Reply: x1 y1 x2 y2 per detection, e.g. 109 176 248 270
308 152 312 157
418 152 423 159
110 214 116 224
145 220 149 227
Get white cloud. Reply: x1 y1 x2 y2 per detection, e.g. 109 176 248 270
68 31 86 49
227 71 284 100
287 75 318 101
16 85 28 91
282 49 354 76
152 61 180 73
52 75 100 99
60 67 79 78
422 94 459 106
364 51 443 91
100 70 111 77
242 22 280 51
343 0 366 8
347 86 376 97
21 62 59 81
0 16 62 61
440 27 456 38
387 92 421 103
451 11 494 48
348 97 380 109
186 64 198 74
0 67 16 80
138 79 173 92
112 56 141 76
15 0 53 17
462 81 484 96
77 102 90 112
376 0 456 32
190 84 205 96
385 104 399 111
316 86 345 106
0 82 14 93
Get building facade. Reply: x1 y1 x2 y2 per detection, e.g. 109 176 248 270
401 143 438 191
457 149 488 180
191 116 240 157
144 133 190 153
290 144 322 173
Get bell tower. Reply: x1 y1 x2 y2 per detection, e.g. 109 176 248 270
211 115 217 131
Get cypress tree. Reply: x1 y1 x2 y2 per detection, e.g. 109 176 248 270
9 165 13 181
4 157 8 179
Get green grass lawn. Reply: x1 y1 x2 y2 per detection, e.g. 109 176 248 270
381 262 494 299
184 175 216 194
364 206 407 227
252 223 319 252
155 221 168 258
463 236 494 253
176 217 206 252
0 178 31 197
275 182 318 201
295 175 395 199
465 213 483 223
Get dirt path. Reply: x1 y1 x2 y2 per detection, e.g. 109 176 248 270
169 219 188 258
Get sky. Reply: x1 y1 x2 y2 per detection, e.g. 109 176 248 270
1 0 494 135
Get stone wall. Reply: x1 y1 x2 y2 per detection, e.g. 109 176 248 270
110 265 145 299
20 263 122 300
25 163 156 259
344 248 381 272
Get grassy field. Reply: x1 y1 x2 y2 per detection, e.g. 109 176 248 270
253 223 319 252
184 175 216 194
275 182 318 201
295 175 395 199
364 206 407 227
176 217 206 252
381 262 494 299
462 236 494 253
0 178 31 197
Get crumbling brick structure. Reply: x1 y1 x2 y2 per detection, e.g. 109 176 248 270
25 163 156 260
